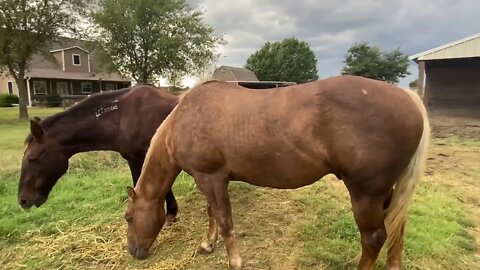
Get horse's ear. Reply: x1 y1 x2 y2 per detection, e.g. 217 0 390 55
30 120 44 141
33 116 41 123
126 187 136 200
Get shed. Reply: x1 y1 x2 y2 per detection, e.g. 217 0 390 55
410 33 480 114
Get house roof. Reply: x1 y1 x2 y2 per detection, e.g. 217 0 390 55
25 68 130 82
410 33 480 62
50 46 90 53
23 37 129 81
212 66 259 81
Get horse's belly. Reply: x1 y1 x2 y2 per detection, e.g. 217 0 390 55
228 159 330 189
235 173 326 189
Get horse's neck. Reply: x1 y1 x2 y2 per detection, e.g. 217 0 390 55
136 126 180 200
46 111 120 157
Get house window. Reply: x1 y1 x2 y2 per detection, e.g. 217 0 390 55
7 81 14 94
56 81 69 96
33 80 47 95
105 83 116 91
72 54 81 66
81 81 92 93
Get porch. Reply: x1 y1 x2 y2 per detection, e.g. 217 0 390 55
29 78 131 106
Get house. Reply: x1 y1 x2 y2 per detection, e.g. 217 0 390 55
211 65 295 89
410 33 480 114
0 37 131 106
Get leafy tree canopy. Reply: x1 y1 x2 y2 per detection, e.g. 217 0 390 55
409 79 418 89
341 42 410 84
91 0 223 84
0 0 91 118
245 37 319 84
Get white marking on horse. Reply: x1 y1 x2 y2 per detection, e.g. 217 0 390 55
95 104 119 119
362 89 368 95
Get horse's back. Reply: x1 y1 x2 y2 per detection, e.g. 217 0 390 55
168 76 424 189
167 79 328 187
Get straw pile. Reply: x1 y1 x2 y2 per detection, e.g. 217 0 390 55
1 217 202 270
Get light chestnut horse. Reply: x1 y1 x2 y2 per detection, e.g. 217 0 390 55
124 75 430 270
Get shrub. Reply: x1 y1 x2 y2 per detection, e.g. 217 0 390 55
0 93 19 107
46 93 62 107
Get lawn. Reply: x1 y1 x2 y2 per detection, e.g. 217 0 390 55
0 107 479 269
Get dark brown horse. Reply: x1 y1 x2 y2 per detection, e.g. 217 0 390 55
18 85 180 225
124 75 430 270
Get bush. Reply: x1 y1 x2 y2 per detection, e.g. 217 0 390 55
0 93 19 107
46 93 62 107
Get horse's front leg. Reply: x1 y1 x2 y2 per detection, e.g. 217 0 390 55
195 172 242 270
164 190 178 227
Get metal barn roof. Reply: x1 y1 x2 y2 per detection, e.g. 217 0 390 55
410 33 480 62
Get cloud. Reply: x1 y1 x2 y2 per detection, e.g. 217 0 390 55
187 0 480 86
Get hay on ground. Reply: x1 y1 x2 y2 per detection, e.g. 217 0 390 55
1 217 202 270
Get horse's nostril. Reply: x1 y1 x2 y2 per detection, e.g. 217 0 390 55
19 199 28 206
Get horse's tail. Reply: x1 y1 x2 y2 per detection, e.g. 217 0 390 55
384 89 430 254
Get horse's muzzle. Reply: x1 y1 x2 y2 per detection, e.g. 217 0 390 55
18 194 47 209
128 245 149 260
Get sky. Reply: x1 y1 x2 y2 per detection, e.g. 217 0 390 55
183 0 480 87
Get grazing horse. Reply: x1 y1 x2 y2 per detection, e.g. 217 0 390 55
18 85 180 225
124 75 430 270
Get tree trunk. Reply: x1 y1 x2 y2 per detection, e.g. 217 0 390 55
140 70 149 84
16 73 29 119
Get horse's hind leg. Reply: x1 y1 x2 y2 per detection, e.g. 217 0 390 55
198 204 219 254
348 188 388 270
195 172 242 270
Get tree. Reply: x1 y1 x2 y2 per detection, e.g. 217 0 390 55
0 0 91 119
409 79 418 90
90 0 223 84
341 42 410 84
245 37 319 84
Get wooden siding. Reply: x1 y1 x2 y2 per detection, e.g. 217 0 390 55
63 48 89 73
425 58 480 111
51 51 64 71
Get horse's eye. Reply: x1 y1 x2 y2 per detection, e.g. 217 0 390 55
27 155 38 162
27 149 45 162
125 214 133 223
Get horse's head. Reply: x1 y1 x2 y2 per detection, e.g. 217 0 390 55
125 187 165 259
18 119 69 209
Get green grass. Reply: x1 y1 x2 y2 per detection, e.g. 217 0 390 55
0 108 197 269
0 107 479 269
293 180 478 269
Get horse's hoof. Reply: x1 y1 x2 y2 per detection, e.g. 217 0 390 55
163 215 177 228
197 241 214 255
229 256 243 270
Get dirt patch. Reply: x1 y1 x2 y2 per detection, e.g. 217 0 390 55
429 111 480 139
183 184 305 270
425 125 480 267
